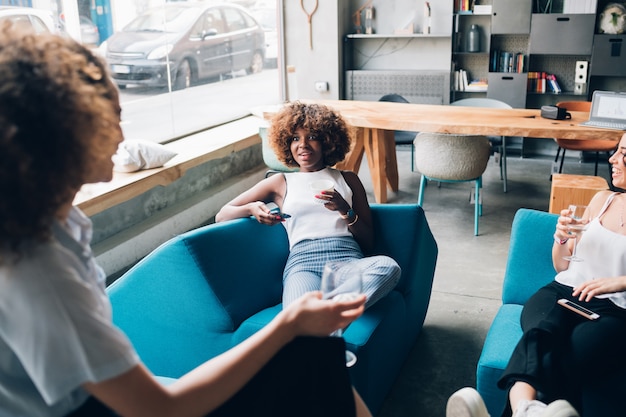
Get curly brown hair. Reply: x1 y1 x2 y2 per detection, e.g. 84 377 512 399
0 25 120 259
267 101 353 168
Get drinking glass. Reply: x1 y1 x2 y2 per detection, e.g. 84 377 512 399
309 180 334 203
321 261 363 367
563 204 587 262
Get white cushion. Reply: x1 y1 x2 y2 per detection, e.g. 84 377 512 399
113 140 177 173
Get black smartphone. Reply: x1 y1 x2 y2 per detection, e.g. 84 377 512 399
557 298 600 320
268 204 291 219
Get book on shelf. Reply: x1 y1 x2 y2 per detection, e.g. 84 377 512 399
527 72 562 94
456 0 473 13
547 74 562 93
465 78 488 92
491 50 526 73
454 69 487 92
562 0 597 13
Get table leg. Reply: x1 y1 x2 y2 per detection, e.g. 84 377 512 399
363 128 398 203
336 127 365 172
384 129 399 192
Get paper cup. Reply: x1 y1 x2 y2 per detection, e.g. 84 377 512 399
309 179 334 203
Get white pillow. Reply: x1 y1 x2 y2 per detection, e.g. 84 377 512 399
112 140 178 173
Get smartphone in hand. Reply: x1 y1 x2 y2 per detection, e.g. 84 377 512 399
558 298 600 320
267 203 291 219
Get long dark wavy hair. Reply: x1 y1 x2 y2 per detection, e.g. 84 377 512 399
267 101 353 168
0 25 119 262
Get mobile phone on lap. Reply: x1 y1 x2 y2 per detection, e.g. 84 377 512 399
557 298 600 320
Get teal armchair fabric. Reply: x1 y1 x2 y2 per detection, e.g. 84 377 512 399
107 203 438 414
478 208 626 416
477 208 557 416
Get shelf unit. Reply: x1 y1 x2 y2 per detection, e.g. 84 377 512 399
343 0 454 105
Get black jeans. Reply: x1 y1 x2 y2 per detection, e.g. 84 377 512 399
67 336 356 417
497 281 626 417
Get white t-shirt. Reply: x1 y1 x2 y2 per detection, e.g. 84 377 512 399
282 168 353 249
0 207 139 417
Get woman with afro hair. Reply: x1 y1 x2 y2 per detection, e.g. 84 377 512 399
217 102 400 308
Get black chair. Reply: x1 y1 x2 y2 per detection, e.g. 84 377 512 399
378 94 418 171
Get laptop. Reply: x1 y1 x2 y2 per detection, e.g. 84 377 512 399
580 90 626 130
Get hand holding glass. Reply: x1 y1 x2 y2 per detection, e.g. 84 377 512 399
309 180 334 203
321 261 363 367
563 204 587 262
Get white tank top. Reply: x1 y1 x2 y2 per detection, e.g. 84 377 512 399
281 168 353 249
556 192 626 309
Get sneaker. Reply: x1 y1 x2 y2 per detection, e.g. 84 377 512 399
542 400 579 417
512 399 579 417
513 400 547 417
446 387 490 417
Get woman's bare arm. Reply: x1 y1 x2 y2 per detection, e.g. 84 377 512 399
215 174 286 223
84 292 366 417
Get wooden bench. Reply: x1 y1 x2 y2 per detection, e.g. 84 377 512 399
549 173 610 214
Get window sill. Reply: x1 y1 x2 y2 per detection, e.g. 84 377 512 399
74 116 264 217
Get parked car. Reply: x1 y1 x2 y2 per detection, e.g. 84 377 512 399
101 3 265 90
59 14 100 46
0 6 55 33
251 6 277 67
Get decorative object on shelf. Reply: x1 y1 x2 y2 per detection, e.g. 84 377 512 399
352 0 373 34
467 24 480 52
300 0 318 49
574 60 588 94
423 2 431 34
598 2 626 34
364 6 374 34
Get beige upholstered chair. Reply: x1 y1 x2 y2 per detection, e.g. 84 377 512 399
451 98 513 192
414 132 491 235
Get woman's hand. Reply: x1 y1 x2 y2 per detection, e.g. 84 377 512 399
554 207 588 242
572 276 626 302
317 189 351 214
281 291 365 338
249 201 285 226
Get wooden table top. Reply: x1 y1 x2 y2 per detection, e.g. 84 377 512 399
268 99 624 141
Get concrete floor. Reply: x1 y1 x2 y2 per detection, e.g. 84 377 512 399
355 143 612 417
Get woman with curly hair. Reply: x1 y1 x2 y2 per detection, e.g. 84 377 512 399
0 28 373 417
216 102 400 308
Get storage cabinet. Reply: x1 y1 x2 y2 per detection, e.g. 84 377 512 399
591 35 626 76
529 14 595 55
491 0 531 34
487 73 528 108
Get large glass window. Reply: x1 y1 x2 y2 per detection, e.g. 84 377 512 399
17 0 280 143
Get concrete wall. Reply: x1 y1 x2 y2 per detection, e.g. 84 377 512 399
283 1 349 100
92 142 265 280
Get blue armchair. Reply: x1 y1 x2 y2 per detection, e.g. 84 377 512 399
476 208 626 416
107 204 438 414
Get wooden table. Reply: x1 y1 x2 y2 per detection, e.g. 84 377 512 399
266 100 624 203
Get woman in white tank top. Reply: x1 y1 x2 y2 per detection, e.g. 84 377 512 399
492 133 626 417
216 102 400 309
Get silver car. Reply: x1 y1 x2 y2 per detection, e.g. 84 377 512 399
102 3 265 90
0 6 55 33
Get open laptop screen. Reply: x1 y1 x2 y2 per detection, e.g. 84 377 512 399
590 91 626 123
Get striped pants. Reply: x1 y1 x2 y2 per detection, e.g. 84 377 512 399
282 237 401 308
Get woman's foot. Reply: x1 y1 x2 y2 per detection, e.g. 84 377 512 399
513 399 579 417
446 387 490 417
